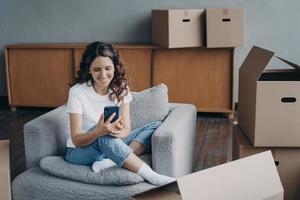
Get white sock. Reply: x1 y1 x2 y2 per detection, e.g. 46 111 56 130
137 163 176 186
92 159 116 173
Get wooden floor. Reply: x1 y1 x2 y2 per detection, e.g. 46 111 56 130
0 107 234 180
0 107 53 179
194 114 234 171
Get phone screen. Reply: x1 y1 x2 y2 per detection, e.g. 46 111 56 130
104 106 119 123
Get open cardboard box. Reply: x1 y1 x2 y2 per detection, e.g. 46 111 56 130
0 140 11 200
132 151 283 200
233 125 300 200
238 45 300 147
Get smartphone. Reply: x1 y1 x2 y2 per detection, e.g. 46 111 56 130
104 106 119 123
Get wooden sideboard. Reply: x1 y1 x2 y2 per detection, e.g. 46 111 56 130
5 43 235 116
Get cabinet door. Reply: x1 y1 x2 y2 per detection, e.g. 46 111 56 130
74 48 152 92
153 48 233 112
118 49 151 92
8 49 73 107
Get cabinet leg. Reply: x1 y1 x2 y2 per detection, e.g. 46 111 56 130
10 106 16 112
228 113 234 120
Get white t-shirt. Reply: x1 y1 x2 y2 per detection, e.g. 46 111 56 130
66 81 133 148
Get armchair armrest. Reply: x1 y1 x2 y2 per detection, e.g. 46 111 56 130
151 103 197 178
24 105 69 169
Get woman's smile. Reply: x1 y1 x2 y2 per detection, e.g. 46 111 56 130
98 78 107 82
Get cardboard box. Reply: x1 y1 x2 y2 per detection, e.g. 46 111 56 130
233 125 300 200
132 151 283 200
0 140 11 200
206 8 244 48
152 9 205 48
238 45 300 147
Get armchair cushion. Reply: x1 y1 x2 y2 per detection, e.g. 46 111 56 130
39 155 151 186
130 83 169 130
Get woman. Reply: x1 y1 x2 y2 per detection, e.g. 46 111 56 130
64 41 175 186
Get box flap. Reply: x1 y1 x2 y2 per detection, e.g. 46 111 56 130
176 151 283 200
131 189 181 200
239 46 274 81
276 56 300 71
131 181 180 199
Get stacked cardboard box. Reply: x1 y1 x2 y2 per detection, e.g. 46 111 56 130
206 8 244 48
152 9 205 48
0 140 11 200
152 8 244 48
234 45 300 200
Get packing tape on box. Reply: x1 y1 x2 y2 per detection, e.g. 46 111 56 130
222 8 229 15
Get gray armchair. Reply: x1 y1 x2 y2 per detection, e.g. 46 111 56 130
12 103 196 200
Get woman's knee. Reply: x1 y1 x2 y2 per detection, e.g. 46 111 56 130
146 121 161 130
97 135 124 147
96 135 133 167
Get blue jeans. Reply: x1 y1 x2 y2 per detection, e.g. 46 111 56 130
65 121 161 167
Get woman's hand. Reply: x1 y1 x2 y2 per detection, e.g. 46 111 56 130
94 102 131 139
109 101 131 139
109 118 128 139
94 112 120 137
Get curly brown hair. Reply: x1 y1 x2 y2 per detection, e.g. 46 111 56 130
73 41 128 103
